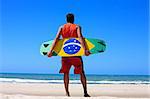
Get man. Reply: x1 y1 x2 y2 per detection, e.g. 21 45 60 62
47 13 90 97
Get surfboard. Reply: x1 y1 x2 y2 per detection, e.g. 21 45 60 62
40 38 106 57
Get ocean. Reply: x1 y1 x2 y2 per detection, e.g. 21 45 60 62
0 73 150 84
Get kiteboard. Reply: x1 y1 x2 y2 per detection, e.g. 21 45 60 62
40 38 106 57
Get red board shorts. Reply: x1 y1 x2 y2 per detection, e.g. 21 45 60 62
59 56 83 74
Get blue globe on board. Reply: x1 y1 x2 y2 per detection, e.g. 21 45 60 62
63 38 81 55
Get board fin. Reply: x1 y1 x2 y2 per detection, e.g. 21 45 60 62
97 41 106 46
43 52 48 55
44 44 49 48
98 50 104 52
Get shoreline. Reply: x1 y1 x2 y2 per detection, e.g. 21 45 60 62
0 82 150 99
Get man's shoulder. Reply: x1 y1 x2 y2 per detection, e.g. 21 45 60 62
75 24 81 29
60 23 81 29
59 25 64 29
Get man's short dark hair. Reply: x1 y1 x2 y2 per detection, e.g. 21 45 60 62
66 13 74 23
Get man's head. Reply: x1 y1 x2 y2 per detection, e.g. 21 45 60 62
66 13 74 23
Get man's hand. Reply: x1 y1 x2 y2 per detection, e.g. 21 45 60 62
84 50 91 56
47 51 53 57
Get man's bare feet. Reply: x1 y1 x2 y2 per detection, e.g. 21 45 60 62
66 91 70 97
84 93 90 97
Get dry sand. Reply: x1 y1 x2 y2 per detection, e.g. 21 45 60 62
0 82 150 99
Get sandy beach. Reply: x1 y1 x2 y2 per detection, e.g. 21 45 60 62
0 82 150 99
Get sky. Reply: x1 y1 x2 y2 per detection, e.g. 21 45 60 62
0 0 149 75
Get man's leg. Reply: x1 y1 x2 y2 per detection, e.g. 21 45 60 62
64 73 70 96
80 69 90 97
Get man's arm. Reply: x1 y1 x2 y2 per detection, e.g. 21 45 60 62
47 26 62 57
77 26 90 56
